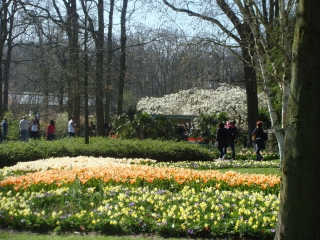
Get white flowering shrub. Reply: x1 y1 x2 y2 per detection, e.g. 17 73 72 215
137 83 268 131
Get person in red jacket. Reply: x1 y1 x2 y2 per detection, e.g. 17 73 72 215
46 120 56 141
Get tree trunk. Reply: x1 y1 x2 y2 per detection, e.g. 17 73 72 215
3 1 16 114
95 0 105 136
275 1 320 239
242 46 259 147
117 0 128 115
84 9 89 144
105 0 115 125
0 0 9 118
67 0 81 134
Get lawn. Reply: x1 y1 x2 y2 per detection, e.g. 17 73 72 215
0 231 180 240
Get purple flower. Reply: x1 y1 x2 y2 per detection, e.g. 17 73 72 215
187 229 194 234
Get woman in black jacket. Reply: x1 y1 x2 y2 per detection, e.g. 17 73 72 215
216 122 228 160
252 121 265 161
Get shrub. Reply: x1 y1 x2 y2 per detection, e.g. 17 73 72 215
0 137 213 167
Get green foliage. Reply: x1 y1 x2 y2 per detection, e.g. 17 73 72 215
0 137 213 167
111 109 178 140
54 112 69 139
258 107 272 129
190 112 229 144
3 111 20 141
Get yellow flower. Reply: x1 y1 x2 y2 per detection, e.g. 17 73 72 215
110 220 117 225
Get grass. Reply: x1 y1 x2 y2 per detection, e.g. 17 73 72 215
0 231 184 240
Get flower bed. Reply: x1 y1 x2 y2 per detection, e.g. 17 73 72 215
0 156 279 239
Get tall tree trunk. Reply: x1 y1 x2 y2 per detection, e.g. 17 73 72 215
105 0 115 124
242 46 259 147
117 0 128 115
3 0 16 114
58 57 67 113
84 9 89 144
95 0 105 136
68 0 81 134
275 1 320 239
0 0 9 118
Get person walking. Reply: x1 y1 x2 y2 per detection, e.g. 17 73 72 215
216 122 228 160
19 116 29 142
252 120 265 161
68 116 76 137
46 120 56 141
224 120 238 160
1 118 8 140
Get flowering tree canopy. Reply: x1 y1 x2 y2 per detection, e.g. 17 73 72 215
137 83 267 126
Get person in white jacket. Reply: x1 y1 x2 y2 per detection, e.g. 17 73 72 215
68 117 76 137
19 116 29 141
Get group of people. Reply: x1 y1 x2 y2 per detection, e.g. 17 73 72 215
18 116 56 141
216 120 239 161
215 120 267 161
3 115 267 161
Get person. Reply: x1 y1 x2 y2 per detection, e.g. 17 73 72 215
35 116 40 138
252 120 265 161
68 116 76 137
224 120 238 160
29 119 40 139
216 122 228 160
1 118 8 140
19 116 29 142
89 121 96 137
46 120 55 141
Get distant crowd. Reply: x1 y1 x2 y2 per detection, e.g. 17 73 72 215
1 116 268 161
0 116 112 143
0 115 61 141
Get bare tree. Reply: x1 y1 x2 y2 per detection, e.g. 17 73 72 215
2 0 19 114
0 0 12 118
162 0 259 146
234 0 297 165
79 0 105 136
116 0 128 115
51 0 81 132
105 0 115 126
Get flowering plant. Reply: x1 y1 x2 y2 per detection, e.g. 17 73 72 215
137 83 268 131
0 156 279 238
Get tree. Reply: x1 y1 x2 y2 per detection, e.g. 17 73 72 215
275 0 320 239
2 0 18 114
116 0 128 115
104 0 115 125
0 0 11 118
80 0 105 136
234 0 297 166
51 0 81 131
162 0 259 147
